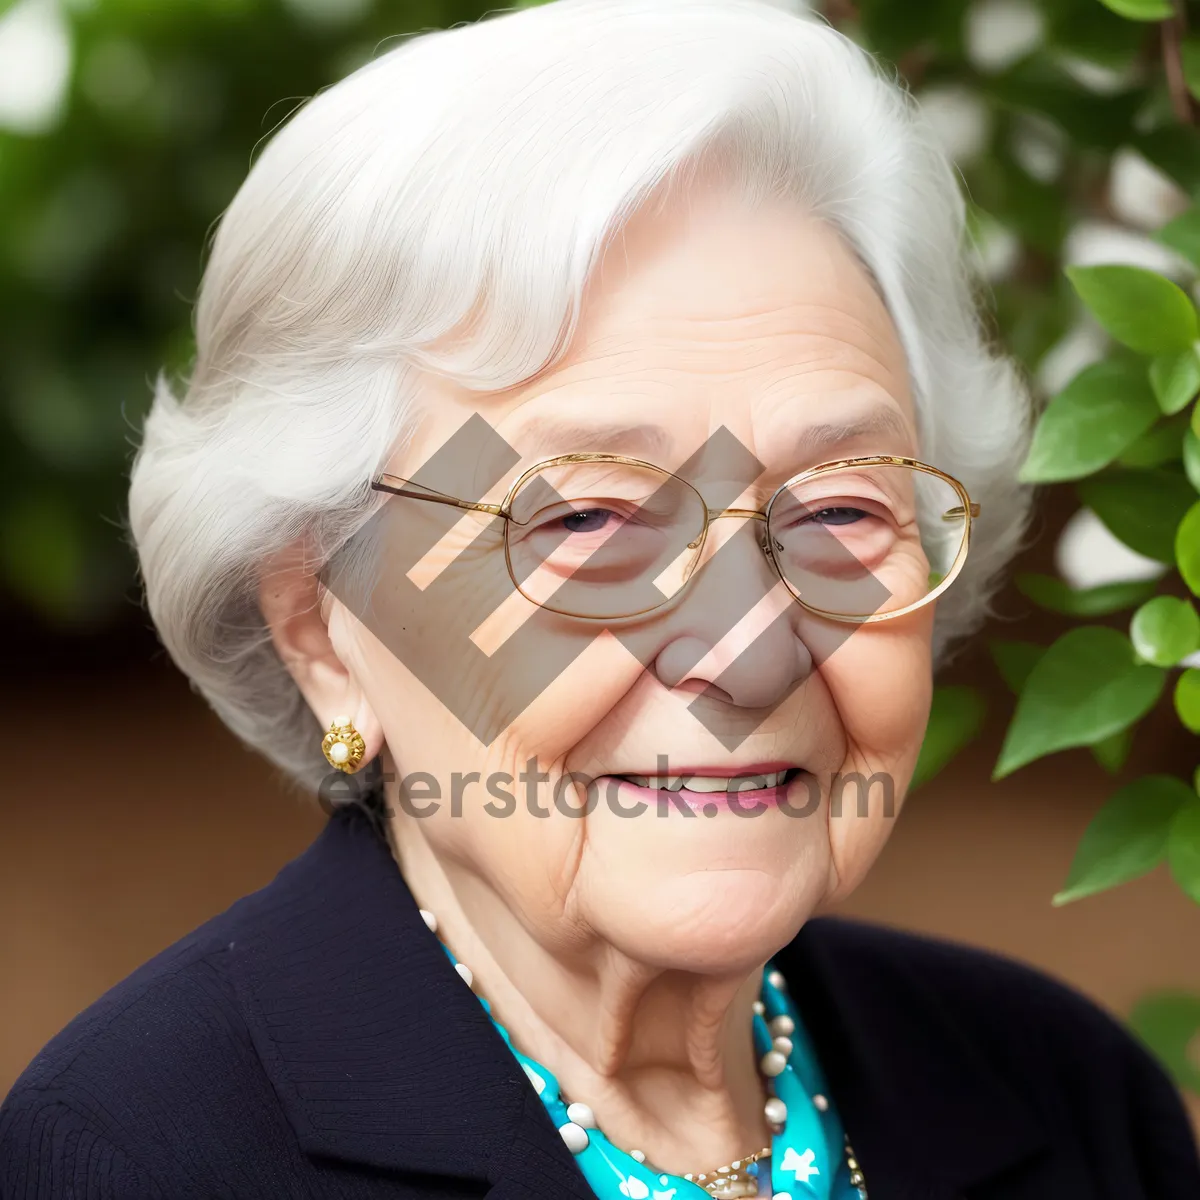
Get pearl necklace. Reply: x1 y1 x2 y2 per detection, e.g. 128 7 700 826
419 909 867 1199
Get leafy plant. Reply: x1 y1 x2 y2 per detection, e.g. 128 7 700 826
995 217 1200 1089
856 0 1200 1094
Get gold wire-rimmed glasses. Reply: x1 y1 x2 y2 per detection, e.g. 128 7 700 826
370 453 980 624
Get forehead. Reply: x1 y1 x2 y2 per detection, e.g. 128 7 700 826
401 187 916 476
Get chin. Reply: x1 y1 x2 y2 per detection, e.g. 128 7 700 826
581 859 826 974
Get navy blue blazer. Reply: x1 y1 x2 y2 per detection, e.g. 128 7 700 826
3 801 1199 1199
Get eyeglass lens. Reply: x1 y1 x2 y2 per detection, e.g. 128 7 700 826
768 463 965 618
504 460 967 620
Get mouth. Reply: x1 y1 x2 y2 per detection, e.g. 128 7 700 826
598 765 806 813
613 767 798 792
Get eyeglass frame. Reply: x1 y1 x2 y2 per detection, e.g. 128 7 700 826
369 452 980 625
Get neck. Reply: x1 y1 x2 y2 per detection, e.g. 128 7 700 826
391 824 773 1174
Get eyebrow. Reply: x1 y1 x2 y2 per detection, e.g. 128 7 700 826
505 401 915 466
794 405 917 457
508 418 674 460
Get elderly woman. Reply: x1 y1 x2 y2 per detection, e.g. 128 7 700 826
3 0 1198 1196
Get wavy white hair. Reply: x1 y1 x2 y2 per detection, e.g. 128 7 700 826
129 0 1034 787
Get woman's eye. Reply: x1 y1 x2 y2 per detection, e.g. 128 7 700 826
557 507 620 534
807 505 867 527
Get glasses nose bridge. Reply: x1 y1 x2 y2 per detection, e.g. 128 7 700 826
700 506 774 560
705 506 768 524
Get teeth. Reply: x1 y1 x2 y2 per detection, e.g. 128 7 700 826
616 770 791 792
684 774 766 793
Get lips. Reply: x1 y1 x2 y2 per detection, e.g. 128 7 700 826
600 767 805 814
613 769 796 794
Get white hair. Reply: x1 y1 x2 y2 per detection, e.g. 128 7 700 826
128 0 1034 787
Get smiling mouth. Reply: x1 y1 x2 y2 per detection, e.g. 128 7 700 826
609 768 800 794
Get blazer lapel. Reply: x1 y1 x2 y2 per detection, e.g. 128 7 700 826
228 803 588 1194
482 1086 598 1200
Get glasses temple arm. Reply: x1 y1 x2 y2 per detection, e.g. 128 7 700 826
370 477 505 517
942 503 981 520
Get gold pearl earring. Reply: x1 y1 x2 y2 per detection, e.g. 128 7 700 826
321 715 366 774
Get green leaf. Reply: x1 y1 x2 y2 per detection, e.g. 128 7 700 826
994 627 1167 778
1169 801 1200 903
990 638 1143 773
1091 726 1134 774
1174 668 1200 733
1177 499 1200 594
989 639 1046 694
1130 992 1200 1094
1157 208 1200 271
1097 0 1173 18
1116 412 1189 467
1019 359 1160 482
1066 265 1198 355
1184 428 1200 491
1150 347 1200 414
1015 572 1159 616
912 685 987 789
1078 468 1198 562
1054 774 1192 904
1130 596 1200 666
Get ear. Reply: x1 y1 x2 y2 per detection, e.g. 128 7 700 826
258 540 384 765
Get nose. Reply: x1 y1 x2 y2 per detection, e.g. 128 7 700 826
652 518 813 710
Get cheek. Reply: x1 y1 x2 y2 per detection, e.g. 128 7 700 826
815 611 934 902
500 631 651 764
818 609 934 760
